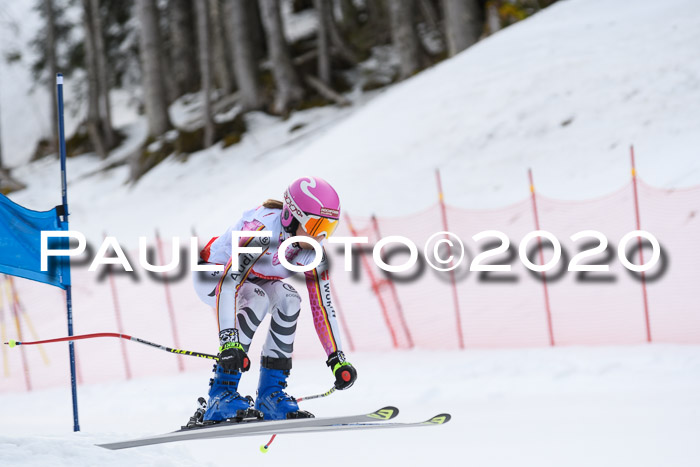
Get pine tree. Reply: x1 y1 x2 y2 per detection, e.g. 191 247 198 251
441 0 484 56
314 0 331 85
210 0 234 95
44 0 60 154
223 0 264 111
195 0 215 148
259 0 305 114
388 0 421 80
135 0 172 137
168 0 200 96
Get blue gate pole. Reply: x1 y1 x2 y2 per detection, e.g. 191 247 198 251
56 73 80 432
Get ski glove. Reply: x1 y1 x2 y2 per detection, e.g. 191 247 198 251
326 351 357 390
218 328 250 372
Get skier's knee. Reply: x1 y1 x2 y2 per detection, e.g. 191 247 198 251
277 288 301 315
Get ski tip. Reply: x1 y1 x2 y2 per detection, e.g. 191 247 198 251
96 442 118 450
368 406 399 421
423 413 451 425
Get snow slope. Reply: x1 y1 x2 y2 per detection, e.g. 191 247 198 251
283 0 700 212
5 0 700 245
1 345 699 467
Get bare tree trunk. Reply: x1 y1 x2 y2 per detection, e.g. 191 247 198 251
259 0 305 114
151 3 177 104
367 0 390 43
136 0 172 138
246 0 267 63
388 0 420 80
224 0 264 111
82 0 108 158
417 0 445 55
336 0 358 30
441 0 484 56
160 46 178 104
90 0 115 150
417 0 440 31
168 0 200 96
45 0 59 155
195 0 215 148
326 3 359 64
210 0 234 95
487 2 501 35
314 0 331 85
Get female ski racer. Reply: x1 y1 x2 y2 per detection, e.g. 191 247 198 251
192 176 357 421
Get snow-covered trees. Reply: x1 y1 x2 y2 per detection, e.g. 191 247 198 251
21 0 557 177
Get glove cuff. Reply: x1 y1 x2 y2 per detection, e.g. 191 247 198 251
219 328 239 346
220 341 244 353
326 350 349 372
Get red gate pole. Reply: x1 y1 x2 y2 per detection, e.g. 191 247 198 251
155 230 185 372
104 233 132 379
528 169 555 346
345 213 399 348
371 214 414 348
630 146 652 343
435 169 465 349
0 276 9 378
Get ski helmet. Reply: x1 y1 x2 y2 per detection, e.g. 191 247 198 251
281 177 340 238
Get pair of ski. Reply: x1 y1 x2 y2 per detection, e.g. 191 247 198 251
98 406 451 450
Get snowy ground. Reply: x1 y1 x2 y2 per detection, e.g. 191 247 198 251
1 345 699 467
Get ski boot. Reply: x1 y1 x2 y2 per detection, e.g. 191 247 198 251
201 363 262 423
255 356 314 421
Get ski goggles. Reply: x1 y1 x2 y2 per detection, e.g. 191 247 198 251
301 214 339 238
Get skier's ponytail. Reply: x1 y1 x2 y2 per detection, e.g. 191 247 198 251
262 199 283 209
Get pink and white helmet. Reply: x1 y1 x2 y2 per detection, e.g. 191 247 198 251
281 177 340 238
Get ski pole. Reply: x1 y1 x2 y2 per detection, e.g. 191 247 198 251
260 386 337 453
6 331 338 453
4 332 218 361
297 386 336 402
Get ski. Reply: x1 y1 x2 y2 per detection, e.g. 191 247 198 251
97 406 399 450
218 412 452 438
